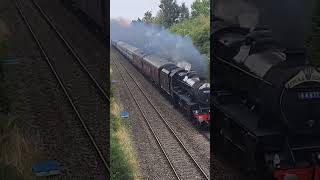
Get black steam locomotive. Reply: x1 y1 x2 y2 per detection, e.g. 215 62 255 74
212 17 320 179
111 40 210 126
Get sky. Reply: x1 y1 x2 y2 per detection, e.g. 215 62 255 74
110 0 195 21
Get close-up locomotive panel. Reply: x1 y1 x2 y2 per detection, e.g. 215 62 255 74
211 1 320 178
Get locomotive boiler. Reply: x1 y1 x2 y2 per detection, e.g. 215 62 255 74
212 16 320 179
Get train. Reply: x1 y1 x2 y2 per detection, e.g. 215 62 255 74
212 16 320 179
111 40 210 127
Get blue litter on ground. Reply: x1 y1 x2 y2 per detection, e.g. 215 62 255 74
32 160 61 176
111 80 118 84
0 57 21 64
120 111 129 118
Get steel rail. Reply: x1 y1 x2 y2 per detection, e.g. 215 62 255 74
15 0 110 174
112 55 209 179
111 60 181 180
117 59 209 180
32 0 109 102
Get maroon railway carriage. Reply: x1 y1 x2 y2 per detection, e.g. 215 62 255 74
141 55 173 85
132 50 145 70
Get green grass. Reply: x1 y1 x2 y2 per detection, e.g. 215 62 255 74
110 67 141 180
0 113 42 180
110 113 132 180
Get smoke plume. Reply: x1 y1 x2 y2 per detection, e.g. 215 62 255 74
110 18 208 78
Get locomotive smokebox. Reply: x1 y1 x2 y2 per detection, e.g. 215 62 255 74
257 0 315 50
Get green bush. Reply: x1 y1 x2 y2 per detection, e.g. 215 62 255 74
170 15 210 58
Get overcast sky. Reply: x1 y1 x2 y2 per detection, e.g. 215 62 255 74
110 0 195 21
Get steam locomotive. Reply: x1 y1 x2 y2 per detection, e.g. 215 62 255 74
111 40 210 126
212 16 320 179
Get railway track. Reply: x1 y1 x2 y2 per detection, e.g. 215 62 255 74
15 0 109 178
111 55 210 180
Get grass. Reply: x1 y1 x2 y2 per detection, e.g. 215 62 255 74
0 19 42 179
110 67 142 180
0 113 42 180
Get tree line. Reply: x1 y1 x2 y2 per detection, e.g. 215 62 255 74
132 0 210 58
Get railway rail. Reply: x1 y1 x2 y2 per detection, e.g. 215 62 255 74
15 0 109 177
111 55 209 180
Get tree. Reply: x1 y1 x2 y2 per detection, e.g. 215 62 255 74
191 0 210 17
143 11 153 24
132 18 143 24
159 0 181 28
179 3 189 22
151 11 165 25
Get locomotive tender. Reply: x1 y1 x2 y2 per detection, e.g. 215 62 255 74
111 40 210 126
212 16 320 179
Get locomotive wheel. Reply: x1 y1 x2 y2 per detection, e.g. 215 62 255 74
172 96 179 108
212 112 235 155
212 126 231 154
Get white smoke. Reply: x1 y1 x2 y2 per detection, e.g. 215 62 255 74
110 18 208 78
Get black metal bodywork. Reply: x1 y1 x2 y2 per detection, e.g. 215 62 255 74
212 17 320 172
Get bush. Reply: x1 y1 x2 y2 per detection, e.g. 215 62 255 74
170 15 210 58
110 114 132 180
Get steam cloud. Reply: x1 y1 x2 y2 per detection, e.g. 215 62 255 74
110 18 208 78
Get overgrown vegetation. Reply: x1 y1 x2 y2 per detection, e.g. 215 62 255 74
134 0 210 59
110 68 141 180
0 19 41 180
170 15 210 58
0 115 41 180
